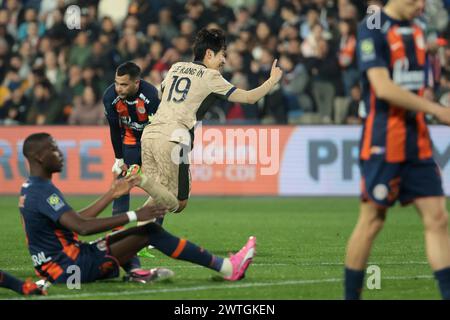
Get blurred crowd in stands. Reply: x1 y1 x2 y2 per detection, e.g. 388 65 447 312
0 0 449 126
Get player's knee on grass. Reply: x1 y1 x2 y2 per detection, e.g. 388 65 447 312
174 200 188 213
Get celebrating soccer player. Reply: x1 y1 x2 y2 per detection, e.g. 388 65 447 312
129 28 283 218
18 133 255 286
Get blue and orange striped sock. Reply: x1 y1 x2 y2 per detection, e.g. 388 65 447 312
0 270 25 294
146 223 224 271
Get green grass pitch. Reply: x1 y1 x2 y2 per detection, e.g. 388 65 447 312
0 196 448 300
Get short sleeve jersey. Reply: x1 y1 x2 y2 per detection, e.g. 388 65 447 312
143 61 236 143
357 10 433 162
19 177 80 281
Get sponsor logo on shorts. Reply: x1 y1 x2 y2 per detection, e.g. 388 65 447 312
96 240 107 251
373 184 388 200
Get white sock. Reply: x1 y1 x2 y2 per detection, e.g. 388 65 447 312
220 258 233 277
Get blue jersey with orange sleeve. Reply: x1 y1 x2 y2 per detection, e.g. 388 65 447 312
19 177 80 282
357 10 433 163
103 80 160 159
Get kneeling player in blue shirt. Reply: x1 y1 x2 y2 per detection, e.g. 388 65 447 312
19 133 255 287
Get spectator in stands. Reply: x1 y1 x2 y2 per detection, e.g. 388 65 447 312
338 19 358 96
255 0 283 33
158 7 179 44
17 7 45 42
309 39 340 123
279 53 313 120
0 0 447 126
62 64 84 109
301 22 324 58
26 79 61 125
68 85 105 125
172 35 192 62
185 0 210 30
209 0 235 30
345 84 362 125
300 7 321 40
0 87 29 124
228 6 256 37
44 50 65 93
69 31 92 68
100 16 118 44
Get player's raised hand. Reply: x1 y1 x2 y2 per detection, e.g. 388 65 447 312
136 204 168 221
269 59 283 84
110 176 135 198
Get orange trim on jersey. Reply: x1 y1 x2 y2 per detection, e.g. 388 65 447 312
123 128 137 145
386 106 406 162
54 230 80 261
116 101 137 145
412 25 426 66
360 88 376 160
386 26 406 67
135 99 148 122
416 112 433 159
40 262 63 281
171 239 187 258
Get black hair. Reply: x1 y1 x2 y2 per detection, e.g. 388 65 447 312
23 132 51 159
193 28 226 61
116 61 141 80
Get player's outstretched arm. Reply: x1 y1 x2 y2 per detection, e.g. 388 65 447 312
59 203 167 236
228 59 283 104
367 67 450 124
78 176 138 218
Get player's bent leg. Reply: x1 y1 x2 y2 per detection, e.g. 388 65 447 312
106 227 174 283
414 196 450 299
127 165 179 212
415 196 450 299
415 196 450 269
109 223 255 281
344 201 387 300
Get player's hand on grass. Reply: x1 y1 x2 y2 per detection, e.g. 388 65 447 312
269 59 283 84
136 204 168 221
112 158 128 176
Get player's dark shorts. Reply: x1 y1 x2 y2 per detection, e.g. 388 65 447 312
51 241 120 284
360 156 444 208
123 144 141 166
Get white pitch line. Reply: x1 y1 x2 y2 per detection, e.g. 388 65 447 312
3 274 434 300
